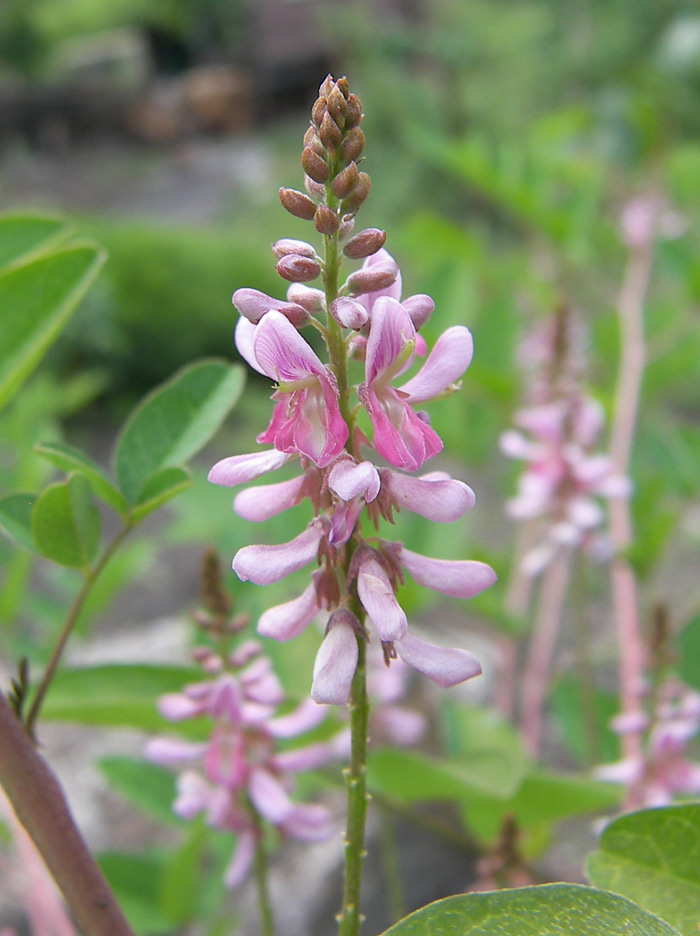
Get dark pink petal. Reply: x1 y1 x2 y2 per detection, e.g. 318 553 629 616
384 470 475 522
365 297 416 385
396 632 482 688
311 617 358 704
357 558 407 642
257 581 320 641
398 326 473 402
234 475 306 522
233 522 325 585
328 458 380 503
399 547 497 598
361 383 442 471
253 310 325 382
208 449 291 487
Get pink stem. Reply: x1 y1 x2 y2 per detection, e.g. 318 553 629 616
0 694 135 936
520 551 571 757
609 242 653 760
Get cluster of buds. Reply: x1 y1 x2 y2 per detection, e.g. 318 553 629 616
210 76 495 704
146 635 341 889
596 678 700 809
501 307 631 576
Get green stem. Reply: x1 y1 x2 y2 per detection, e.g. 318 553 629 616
378 810 406 925
252 824 276 936
25 522 133 737
338 633 370 936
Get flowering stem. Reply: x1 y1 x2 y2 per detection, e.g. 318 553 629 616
520 551 571 757
0 693 135 936
338 630 370 936
609 238 653 761
25 523 133 737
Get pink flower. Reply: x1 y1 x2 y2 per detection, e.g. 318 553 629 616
252 311 349 467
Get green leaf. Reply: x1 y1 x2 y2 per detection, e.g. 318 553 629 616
98 851 173 935
551 676 620 767
678 615 700 692
35 441 128 514
37 663 202 732
32 474 100 568
159 826 207 925
0 492 39 551
114 359 245 504
379 883 681 936
368 748 505 803
98 756 180 827
0 214 69 271
130 466 193 522
0 243 106 410
587 805 700 936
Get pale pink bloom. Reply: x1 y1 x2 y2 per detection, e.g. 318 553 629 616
234 474 307 522
328 457 381 503
311 611 360 704
398 547 497 599
356 555 408 642
209 448 292 487
379 469 475 523
233 519 328 585
396 632 482 688
366 642 427 747
257 579 321 641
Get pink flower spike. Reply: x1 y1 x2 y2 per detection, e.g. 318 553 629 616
396 632 482 688
383 470 476 522
224 829 257 889
268 697 326 738
357 558 407 641
399 547 497 599
257 580 320 641
208 449 291 487
234 475 306 522
398 326 474 402
233 521 326 585
328 458 381 503
311 614 359 704
254 310 349 467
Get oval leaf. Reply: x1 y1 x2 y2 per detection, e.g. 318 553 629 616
32 474 101 568
131 466 193 522
0 243 106 410
114 359 244 505
0 214 69 271
587 805 700 936
0 492 39 552
380 883 681 936
35 441 128 514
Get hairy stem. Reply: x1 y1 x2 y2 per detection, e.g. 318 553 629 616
0 693 135 936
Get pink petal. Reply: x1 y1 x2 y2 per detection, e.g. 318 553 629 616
268 697 327 737
253 310 325 382
330 296 370 329
280 802 334 841
248 767 295 824
328 458 381 503
398 326 474 402
311 618 359 704
402 293 435 329
357 558 407 641
365 297 416 385
355 248 402 312
373 706 427 747
224 830 257 889
157 692 201 721
258 581 320 641
361 383 443 471
234 475 306 521
233 522 324 585
234 316 266 375
144 737 206 766
173 770 216 820
396 631 482 688
272 741 336 772
399 547 497 599
208 449 291 487
384 470 475 522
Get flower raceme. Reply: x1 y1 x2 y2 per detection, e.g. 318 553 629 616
210 74 495 705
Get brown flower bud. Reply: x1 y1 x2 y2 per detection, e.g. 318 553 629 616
303 125 326 156
272 238 317 260
343 227 387 259
314 204 341 236
339 216 356 241
311 96 327 128
327 85 348 125
319 75 335 98
344 94 363 129
320 111 343 150
336 77 350 99
345 266 397 296
331 161 359 199
304 175 326 201
338 127 365 164
302 146 329 183
341 172 371 214
279 187 316 220
276 254 321 283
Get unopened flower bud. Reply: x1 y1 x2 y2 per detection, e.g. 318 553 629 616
303 125 326 156
343 227 387 259
287 283 326 314
279 187 316 220
402 293 435 329
330 297 370 330
345 264 397 296
344 94 363 129
332 161 359 199
338 127 365 164
320 112 343 150
304 175 326 200
319 75 335 98
311 95 327 128
302 146 330 183
314 204 341 236
341 172 371 214
327 85 348 124
233 288 309 326
272 238 317 260
276 254 322 283
339 216 356 241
